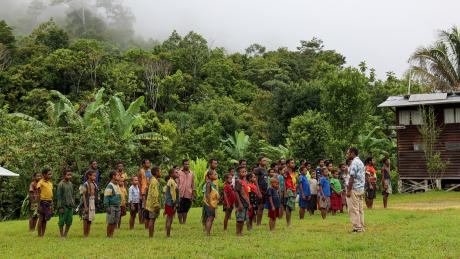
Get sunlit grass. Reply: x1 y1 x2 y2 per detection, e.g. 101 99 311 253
1 192 459 258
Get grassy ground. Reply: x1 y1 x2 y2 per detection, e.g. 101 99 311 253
1 192 459 258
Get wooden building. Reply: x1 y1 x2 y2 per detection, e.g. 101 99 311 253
378 93 460 192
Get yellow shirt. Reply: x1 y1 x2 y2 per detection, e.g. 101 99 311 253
120 186 127 207
37 179 53 201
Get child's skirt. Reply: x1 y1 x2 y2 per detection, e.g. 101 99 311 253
330 192 342 211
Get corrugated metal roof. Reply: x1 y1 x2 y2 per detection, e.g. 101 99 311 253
378 93 460 107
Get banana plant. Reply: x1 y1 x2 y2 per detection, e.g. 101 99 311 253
221 130 250 161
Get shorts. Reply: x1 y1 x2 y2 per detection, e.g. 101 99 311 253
298 197 310 209
202 205 216 224
308 195 317 211
143 209 150 220
248 207 255 219
284 189 296 210
223 204 234 213
330 192 342 211
319 194 331 209
178 198 192 214
39 200 53 222
146 208 160 220
268 208 280 219
130 203 140 216
120 206 127 217
235 207 248 222
383 179 392 194
165 204 176 217
366 188 376 199
58 207 73 227
106 206 121 225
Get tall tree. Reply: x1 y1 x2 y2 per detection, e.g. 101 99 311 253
410 26 460 92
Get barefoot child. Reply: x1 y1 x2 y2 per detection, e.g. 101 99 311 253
246 173 259 230
223 173 235 231
202 169 220 236
56 169 74 237
267 177 280 231
308 172 318 215
146 166 161 238
104 171 122 238
284 159 296 226
37 168 53 237
330 169 342 215
298 166 311 219
318 168 331 219
165 168 179 237
28 172 41 231
381 157 392 208
234 166 250 236
128 176 140 229
118 179 127 229
81 170 97 237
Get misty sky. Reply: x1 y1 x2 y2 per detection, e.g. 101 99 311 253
128 0 460 79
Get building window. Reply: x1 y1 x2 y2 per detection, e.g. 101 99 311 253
444 108 460 124
413 143 424 151
446 142 460 151
399 110 422 125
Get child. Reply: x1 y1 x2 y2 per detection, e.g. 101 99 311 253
267 177 280 231
330 169 343 215
145 166 161 238
365 157 377 209
381 157 392 208
308 172 318 215
81 169 98 237
202 169 219 236
28 172 41 231
165 168 179 237
128 176 140 230
223 173 235 231
37 168 53 237
104 171 122 238
234 166 250 236
340 163 350 211
318 167 331 219
56 169 74 237
284 159 296 226
277 165 285 219
246 173 259 230
298 166 311 219
118 179 127 229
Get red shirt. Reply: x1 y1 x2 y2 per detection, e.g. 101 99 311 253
248 183 258 194
285 172 296 192
223 183 235 207
366 165 377 183
241 179 250 196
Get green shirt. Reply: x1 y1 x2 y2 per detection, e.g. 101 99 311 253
330 178 342 193
56 180 74 208
104 182 121 208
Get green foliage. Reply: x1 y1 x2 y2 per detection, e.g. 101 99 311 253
286 110 330 161
188 158 208 206
222 131 250 161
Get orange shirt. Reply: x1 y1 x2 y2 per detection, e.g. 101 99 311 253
138 168 148 195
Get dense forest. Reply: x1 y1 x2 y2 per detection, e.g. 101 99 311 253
0 5 426 219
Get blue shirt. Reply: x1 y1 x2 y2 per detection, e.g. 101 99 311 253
299 175 311 196
319 176 331 197
267 187 281 209
145 169 152 180
349 157 365 192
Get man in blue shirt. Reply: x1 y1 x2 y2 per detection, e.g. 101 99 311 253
346 147 365 233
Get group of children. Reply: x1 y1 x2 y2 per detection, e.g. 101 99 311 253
27 156 391 238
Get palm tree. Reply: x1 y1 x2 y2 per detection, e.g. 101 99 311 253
410 26 460 92
222 130 250 161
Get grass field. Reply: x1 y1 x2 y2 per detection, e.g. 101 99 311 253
1 192 459 258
